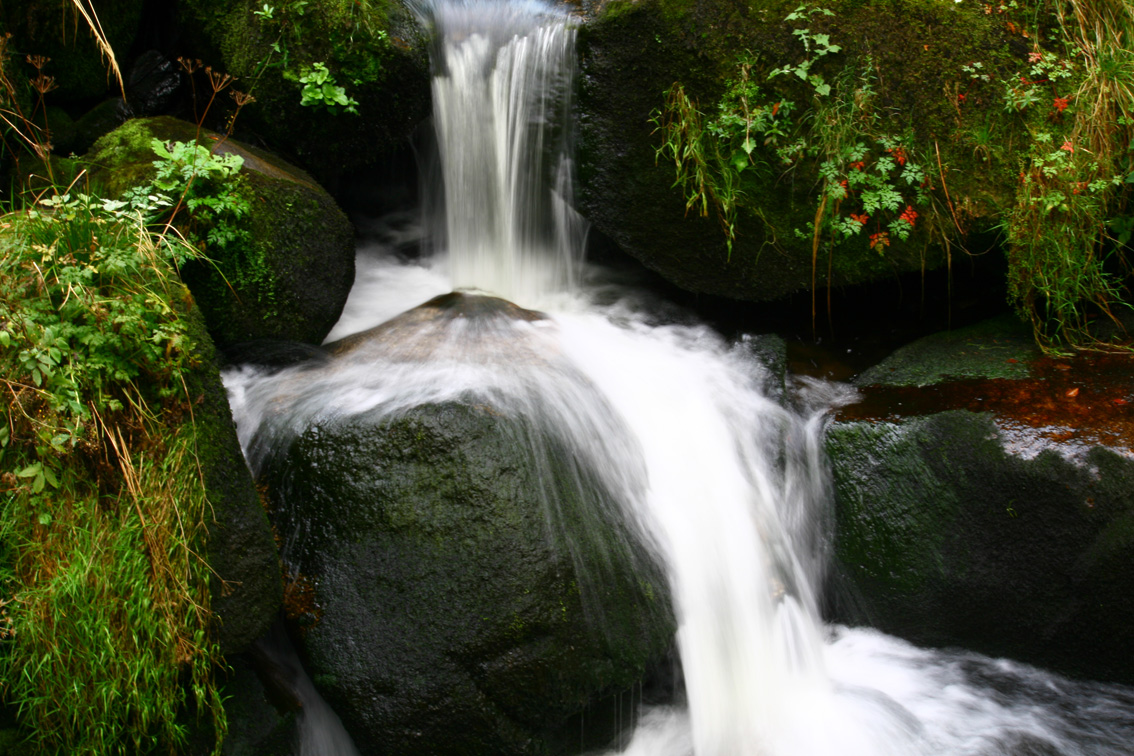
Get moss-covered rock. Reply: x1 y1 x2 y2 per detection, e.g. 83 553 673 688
178 297 283 654
266 399 674 756
85 116 355 347
826 317 1134 684
253 296 675 754
827 411 1134 684
71 97 130 154
178 0 431 181
854 314 1039 386
577 0 1042 302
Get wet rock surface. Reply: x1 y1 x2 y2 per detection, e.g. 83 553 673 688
246 296 676 756
826 319 1134 684
262 400 673 756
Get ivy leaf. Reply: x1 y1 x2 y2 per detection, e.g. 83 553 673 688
17 462 42 478
38 512 51 526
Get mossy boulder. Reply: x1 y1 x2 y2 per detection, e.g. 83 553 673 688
826 321 1134 684
251 296 674 755
178 294 283 653
178 0 431 181
577 0 1036 302
85 116 355 347
853 314 1040 386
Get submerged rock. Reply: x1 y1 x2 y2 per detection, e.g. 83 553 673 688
253 295 674 756
827 321 1134 684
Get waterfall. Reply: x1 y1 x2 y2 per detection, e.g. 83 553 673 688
426 0 585 304
224 1 1134 754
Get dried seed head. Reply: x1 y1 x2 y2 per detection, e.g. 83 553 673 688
32 75 57 95
207 67 235 92
231 90 255 107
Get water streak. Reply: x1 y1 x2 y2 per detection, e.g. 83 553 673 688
427 0 584 303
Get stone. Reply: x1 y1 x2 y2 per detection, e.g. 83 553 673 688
827 320 1134 684
85 116 355 347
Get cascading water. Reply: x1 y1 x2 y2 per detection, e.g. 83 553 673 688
426 0 586 303
224 1 1134 754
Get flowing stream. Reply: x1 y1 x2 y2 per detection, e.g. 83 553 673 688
225 1 1134 754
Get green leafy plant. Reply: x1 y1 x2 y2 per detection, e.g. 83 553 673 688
1003 132 1125 348
768 4 842 97
997 0 1134 351
117 139 251 265
297 61 360 114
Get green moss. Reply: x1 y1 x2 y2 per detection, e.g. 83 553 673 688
855 313 1040 386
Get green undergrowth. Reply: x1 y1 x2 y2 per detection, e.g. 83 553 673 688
179 0 426 174
652 0 1134 351
0 194 227 753
999 0 1134 351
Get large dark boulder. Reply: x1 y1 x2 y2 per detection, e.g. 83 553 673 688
577 0 1031 302
826 320 1134 684
86 116 355 347
255 294 674 756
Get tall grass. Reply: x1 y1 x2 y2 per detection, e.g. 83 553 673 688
1005 0 1134 351
0 197 226 754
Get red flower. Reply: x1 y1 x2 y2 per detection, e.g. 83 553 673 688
1028 51 1043 63
772 101 781 117
899 206 918 226
850 212 869 225
869 231 891 252
849 161 866 171
1052 96 1070 113
887 146 908 166
1061 140 1075 153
